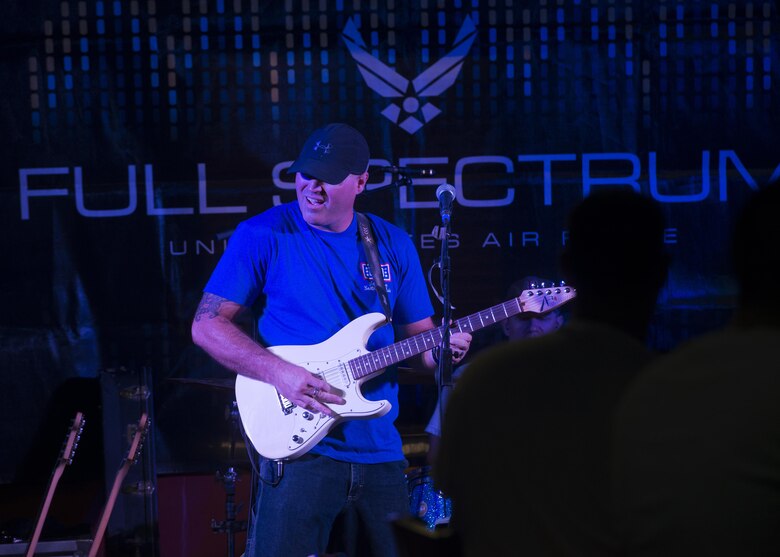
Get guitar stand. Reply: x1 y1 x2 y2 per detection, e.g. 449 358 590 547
211 402 247 557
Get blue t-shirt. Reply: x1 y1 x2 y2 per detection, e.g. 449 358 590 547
204 202 434 463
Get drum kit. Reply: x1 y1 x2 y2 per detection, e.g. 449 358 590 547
406 465 452 529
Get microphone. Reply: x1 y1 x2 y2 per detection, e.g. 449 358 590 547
436 183 456 224
378 165 436 177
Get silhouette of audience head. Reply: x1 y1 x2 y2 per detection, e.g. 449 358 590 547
560 188 669 339
731 182 780 323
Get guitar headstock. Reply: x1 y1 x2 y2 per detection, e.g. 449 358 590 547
125 413 150 465
517 282 577 314
60 411 86 466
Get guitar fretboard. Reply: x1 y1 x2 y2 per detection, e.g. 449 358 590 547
348 286 574 379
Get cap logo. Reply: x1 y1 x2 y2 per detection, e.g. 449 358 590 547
313 140 332 155
288 123 368 183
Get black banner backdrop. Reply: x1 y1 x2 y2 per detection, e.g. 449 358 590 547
1 2 778 482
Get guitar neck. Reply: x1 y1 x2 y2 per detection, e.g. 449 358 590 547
26 411 85 557
89 412 148 557
25 467 66 557
88 465 131 557
349 286 574 380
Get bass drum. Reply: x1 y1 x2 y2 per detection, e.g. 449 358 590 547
406 465 452 529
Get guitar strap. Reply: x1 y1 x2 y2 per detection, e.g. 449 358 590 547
356 212 392 324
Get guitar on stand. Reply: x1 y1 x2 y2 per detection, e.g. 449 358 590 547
88 412 149 557
24 411 86 557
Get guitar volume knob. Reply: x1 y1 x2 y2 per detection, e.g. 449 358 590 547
302 411 314 421
292 435 303 444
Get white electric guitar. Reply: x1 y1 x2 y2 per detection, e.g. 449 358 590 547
235 284 576 460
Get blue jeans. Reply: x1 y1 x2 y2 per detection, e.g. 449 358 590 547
244 454 410 557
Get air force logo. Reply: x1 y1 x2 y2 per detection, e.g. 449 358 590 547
341 16 477 134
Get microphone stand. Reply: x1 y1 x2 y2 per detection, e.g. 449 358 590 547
436 209 454 397
386 174 413 190
364 170 416 193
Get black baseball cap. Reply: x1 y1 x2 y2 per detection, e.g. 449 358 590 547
287 123 370 184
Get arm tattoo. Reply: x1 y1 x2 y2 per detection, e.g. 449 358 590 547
194 292 227 321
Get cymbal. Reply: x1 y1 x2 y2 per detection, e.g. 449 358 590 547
167 377 235 390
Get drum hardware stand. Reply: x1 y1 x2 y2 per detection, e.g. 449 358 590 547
211 401 247 557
